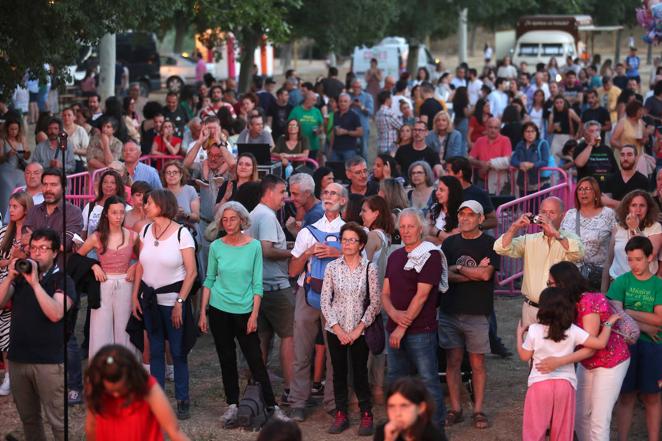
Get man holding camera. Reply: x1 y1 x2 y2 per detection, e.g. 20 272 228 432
0 228 76 441
493 197 584 327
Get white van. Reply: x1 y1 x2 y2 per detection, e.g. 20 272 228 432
513 30 576 70
352 37 437 87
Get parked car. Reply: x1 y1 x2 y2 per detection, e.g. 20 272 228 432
160 53 197 92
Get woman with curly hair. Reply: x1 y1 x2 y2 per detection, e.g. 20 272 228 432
84 344 189 441
603 189 662 292
426 175 463 245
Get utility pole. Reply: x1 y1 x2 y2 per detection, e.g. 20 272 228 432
98 33 116 101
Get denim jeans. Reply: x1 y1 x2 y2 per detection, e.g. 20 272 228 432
331 149 359 163
386 330 446 426
142 304 189 401
66 335 82 392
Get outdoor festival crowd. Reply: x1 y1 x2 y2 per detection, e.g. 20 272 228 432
0 47 660 441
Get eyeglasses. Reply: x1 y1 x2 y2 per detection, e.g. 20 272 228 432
412 128 427 132
577 187 594 193
30 245 53 254
341 238 360 244
410 171 425 175
25 171 42 176
165 170 181 176
352 169 368 176
322 190 340 197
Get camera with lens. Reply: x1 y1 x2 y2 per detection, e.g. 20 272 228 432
527 214 542 224
15 259 34 275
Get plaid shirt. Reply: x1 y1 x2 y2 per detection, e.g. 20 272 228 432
376 105 402 153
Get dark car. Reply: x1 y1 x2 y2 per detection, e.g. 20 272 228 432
116 32 161 95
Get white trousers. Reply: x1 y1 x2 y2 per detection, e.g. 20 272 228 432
89 274 136 359
575 358 631 441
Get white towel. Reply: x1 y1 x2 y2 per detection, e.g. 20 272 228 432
403 241 449 293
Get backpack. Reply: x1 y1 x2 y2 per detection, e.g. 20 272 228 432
236 382 269 431
304 225 341 310
535 139 556 178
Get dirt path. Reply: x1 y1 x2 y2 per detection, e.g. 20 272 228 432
0 295 649 440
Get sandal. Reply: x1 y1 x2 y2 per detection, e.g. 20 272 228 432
472 412 489 429
444 409 464 426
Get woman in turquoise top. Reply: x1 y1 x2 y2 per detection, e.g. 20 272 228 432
198 201 285 428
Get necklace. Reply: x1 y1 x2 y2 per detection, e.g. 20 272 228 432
153 220 172 247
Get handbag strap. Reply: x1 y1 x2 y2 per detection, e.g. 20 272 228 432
363 263 371 312
575 209 580 237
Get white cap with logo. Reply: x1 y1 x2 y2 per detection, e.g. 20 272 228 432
457 200 484 215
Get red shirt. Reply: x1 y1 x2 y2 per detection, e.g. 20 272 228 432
469 115 487 143
469 134 512 162
93 376 163 441
153 135 183 156
576 293 630 370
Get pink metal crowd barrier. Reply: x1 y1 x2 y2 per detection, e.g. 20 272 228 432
139 154 184 171
493 167 575 296
472 166 570 198
65 167 109 208
271 155 319 171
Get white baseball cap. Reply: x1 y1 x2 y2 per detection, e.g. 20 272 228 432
457 200 484 215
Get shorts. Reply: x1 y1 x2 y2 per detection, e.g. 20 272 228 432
258 287 295 339
28 92 38 103
620 339 662 394
438 311 490 354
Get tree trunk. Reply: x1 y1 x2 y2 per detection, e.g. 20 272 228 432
406 43 419 77
98 33 116 102
238 33 259 93
458 8 468 64
469 24 478 57
281 42 292 74
173 18 188 54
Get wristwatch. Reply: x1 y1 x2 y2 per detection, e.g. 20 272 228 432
176 297 184 304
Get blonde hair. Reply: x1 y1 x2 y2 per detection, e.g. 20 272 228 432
433 110 454 132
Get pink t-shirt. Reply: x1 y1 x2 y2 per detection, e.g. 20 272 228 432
576 292 630 370
469 134 512 162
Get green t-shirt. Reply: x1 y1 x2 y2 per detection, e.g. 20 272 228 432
607 271 662 343
289 105 324 151
203 239 263 314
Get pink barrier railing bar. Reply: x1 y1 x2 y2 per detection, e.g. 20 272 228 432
271 155 319 171
139 154 184 171
494 166 574 296
65 167 109 208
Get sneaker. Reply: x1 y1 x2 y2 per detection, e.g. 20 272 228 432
222 404 238 429
68 390 83 406
491 343 513 358
280 389 291 406
176 400 190 420
269 405 289 421
358 411 374 436
328 410 349 434
290 407 305 422
311 381 324 397
0 373 10 396
166 364 174 382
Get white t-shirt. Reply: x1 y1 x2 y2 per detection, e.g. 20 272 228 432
139 224 195 306
522 323 590 389
290 213 345 287
83 202 132 236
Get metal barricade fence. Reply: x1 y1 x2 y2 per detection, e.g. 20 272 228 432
65 167 109 208
494 167 574 296
139 154 184 172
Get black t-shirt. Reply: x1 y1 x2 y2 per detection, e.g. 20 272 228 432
441 233 498 315
257 91 276 115
501 122 522 150
645 95 662 119
267 102 293 141
9 267 77 364
162 106 190 139
348 180 380 196
322 77 345 100
420 98 444 130
140 123 158 156
395 144 439 178
604 171 651 201
573 142 618 191
374 422 447 441
332 110 361 151
462 185 494 215
581 107 611 138
613 75 628 90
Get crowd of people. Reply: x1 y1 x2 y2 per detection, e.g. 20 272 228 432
0 47 659 441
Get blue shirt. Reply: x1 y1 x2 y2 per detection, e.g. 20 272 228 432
625 55 640 78
332 110 362 151
131 162 163 190
303 201 324 227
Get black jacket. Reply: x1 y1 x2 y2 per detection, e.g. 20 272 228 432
126 280 198 355
66 253 101 309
